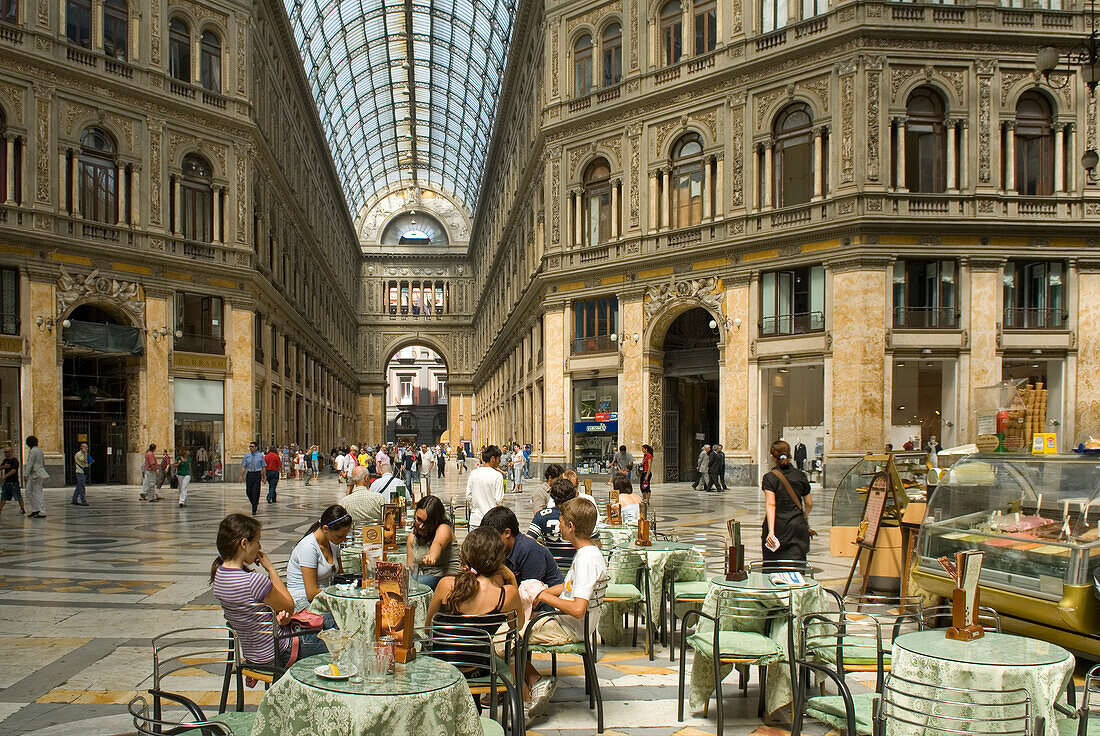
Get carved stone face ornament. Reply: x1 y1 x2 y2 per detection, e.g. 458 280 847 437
56 266 146 329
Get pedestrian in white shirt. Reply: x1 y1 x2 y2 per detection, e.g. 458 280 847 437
420 444 436 495
465 445 504 528
508 443 526 494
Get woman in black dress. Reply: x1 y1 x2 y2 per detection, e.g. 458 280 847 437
761 439 813 561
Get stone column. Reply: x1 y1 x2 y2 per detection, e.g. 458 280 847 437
1074 261 1100 440
762 142 773 209
115 163 124 224
752 145 760 210
4 137 14 205
813 127 824 200
964 259 1003 443
93 0 103 51
661 168 671 229
1005 122 1016 193
895 118 907 192
58 151 68 211
172 176 182 234
213 186 222 243
1054 123 1065 194
130 167 140 225
648 170 658 231
1065 124 1075 193
946 120 957 192
827 259 889 480
715 157 724 217
25 272 64 482
139 290 173 478
610 179 619 239
574 190 583 245
618 294 644 455
70 155 81 217
702 157 713 221
542 306 567 463
959 121 969 190
721 277 752 480
226 302 256 462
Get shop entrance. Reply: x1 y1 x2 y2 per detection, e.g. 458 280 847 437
384 344 448 445
660 308 719 482
61 304 144 484
760 364 824 480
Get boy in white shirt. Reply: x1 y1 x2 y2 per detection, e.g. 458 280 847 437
524 497 607 718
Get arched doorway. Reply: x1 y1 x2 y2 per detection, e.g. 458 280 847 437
660 307 719 481
61 303 143 484
384 344 448 445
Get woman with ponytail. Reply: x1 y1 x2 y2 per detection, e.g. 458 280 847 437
425 526 523 627
286 504 353 610
211 513 325 664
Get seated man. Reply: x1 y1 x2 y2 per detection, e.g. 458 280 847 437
530 464 564 511
482 506 563 589
368 459 406 500
342 466 383 524
528 478 600 564
524 498 607 719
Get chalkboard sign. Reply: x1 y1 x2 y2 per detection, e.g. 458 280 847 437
856 471 890 549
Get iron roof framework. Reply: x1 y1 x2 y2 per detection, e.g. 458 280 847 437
285 0 517 214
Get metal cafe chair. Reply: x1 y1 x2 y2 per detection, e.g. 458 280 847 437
603 548 654 660
129 693 252 736
917 603 1002 633
150 626 239 717
873 672 1043 736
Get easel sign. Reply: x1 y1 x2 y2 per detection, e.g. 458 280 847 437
843 471 890 596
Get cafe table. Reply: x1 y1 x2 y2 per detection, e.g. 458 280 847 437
601 540 707 647
309 581 433 638
687 573 824 719
250 653 483 736
887 630 1074 734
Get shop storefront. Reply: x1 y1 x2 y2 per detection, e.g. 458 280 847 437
572 377 617 474
891 358 957 450
0 363 19 450
759 363 824 480
173 378 225 482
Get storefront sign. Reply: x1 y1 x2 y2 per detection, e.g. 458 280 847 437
594 412 618 421
574 421 618 434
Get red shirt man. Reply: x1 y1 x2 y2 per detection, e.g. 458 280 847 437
264 449 281 472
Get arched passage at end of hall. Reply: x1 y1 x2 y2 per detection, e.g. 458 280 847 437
650 306 721 483
61 302 144 484
383 343 449 447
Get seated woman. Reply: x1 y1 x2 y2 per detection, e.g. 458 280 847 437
611 474 643 524
211 514 325 665
287 504 353 610
407 495 462 589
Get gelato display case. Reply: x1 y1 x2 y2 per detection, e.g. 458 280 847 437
829 453 932 589
911 454 1100 658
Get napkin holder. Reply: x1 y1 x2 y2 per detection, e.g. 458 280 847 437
608 502 622 525
945 587 984 641
637 502 652 546
381 505 399 552
375 602 416 662
940 550 985 641
725 519 747 581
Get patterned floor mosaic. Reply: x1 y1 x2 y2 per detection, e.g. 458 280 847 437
0 471 871 735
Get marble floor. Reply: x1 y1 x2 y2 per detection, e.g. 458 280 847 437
0 470 861 736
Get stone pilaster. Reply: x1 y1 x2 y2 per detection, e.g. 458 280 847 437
618 294 644 456
720 277 753 482
963 259 1003 443
542 306 567 463
1074 262 1100 437
226 302 255 465
25 274 64 483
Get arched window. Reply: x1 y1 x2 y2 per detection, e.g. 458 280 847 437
583 158 612 245
671 133 704 227
2 0 18 25
169 18 191 83
660 0 682 67
66 0 91 47
1015 91 1054 196
694 0 716 54
79 127 117 224
180 153 213 242
574 34 593 96
602 23 622 87
773 103 814 207
103 0 127 60
200 29 221 92
905 87 947 193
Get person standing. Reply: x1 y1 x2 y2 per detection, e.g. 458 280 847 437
762 439 813 561
611 445 634 485
466 445 504 528
306 445 319 486
509 443 525 494
174 447 193 507
694 444 711 492
24 435 49 518
195 445 208 483
72 442 90 506
639 444 653 505
436 444 446 479
404 446 419 499
0 445 24 516
140 444 162 502
420 444 436 495
456 444 466 475
156 449 171 489
709 444 725 492
239 442 265 515
264 445 281 503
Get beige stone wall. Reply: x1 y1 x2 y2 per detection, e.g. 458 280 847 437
541 307 566 462
721 281 751 462
967 265 1002 432
829 266 887 456
136 293 172 480
226 304 255 464
618 296 644 455
25 278 62 472
1075 268 1100 436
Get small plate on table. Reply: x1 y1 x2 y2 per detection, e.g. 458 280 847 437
314 663 357 680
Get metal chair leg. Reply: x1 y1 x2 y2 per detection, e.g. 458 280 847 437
757 665 766 719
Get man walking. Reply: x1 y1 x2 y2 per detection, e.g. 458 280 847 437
264 445 281 503
240 442 265 514
420 444 436 495
140 443 162 502
24 435 49 517
714 443 728 491
708 443 724 492
694 444 711 492
466 445 504 528
436 445 446 479
72 442 90 506
0 445 24 516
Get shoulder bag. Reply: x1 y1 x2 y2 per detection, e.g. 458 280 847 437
770 469 817 538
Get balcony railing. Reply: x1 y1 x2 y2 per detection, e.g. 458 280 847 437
760 311 825 337
169 80 196 98
893 306 959 329
572 335 615 355
66 44 97 66
1004 307 1067 330
174 333 226 355
104 57 134 78
0 20 23 43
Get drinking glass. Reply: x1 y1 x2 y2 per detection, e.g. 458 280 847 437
349 637 365 683
369 641 391 683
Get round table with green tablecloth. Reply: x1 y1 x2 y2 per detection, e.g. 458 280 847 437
600 540 707 647
687 573 824 719
250 654 483 736
309 582 432 639
886 630 1074 735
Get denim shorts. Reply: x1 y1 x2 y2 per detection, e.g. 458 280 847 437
1 482 21 501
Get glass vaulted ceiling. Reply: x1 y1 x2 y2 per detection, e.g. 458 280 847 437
286 0 517 214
